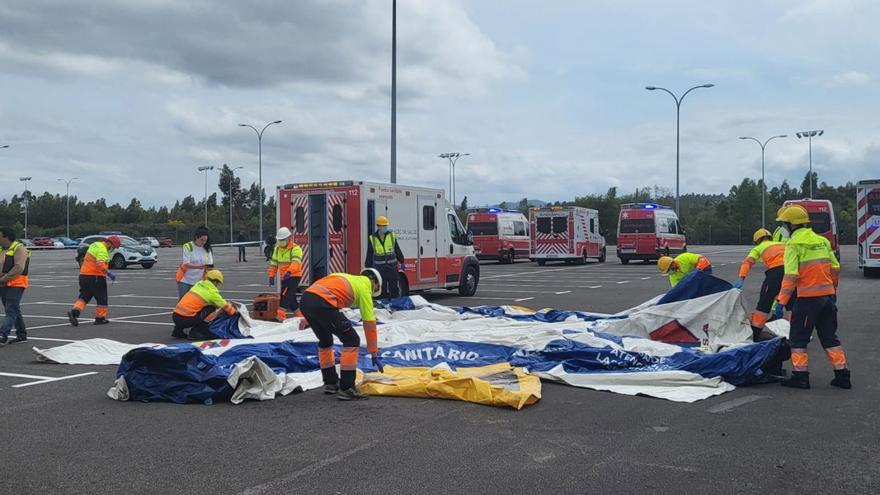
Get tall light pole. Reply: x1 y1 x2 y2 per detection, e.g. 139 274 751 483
227 165 244 243
438 153 469 208
239 120 282 248
197 166 214 227
391 0 397 184
796 130 823 199
19 177 31 238
645 83 715 216
56 177 79 239
738 135 787 227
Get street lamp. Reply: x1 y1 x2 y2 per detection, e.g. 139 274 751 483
227 165 244 243
738 135 787 227
239 120 282 248
391 0 397 183
438 153 469 208
197 166 214 227
57 177 79 239
19 177 31 238
796 130 823 198
645 83 715 216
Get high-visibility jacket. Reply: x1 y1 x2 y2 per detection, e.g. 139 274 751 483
777 227 840 305
268 239 303 278
174 280 236 318
80 241 111 277
738 240 785 279
368 232 398 266
772 225 790 243
305 273 378 353
669 252 711 287
1 241 30 288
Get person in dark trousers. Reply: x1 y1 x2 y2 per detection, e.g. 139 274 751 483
0 227 30 346
264 235 276 261
237 231 248 262
68 236 121 326
364 215 406 299
172 270 237 340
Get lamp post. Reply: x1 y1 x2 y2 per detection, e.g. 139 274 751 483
796 130 823 198
438 153 469 208
19 177 31 238
239 120 282 249
56 177 79 239
197 166 214 227
228 165 244 243
645 83 715 216
738 135 787 227
391 0 397 184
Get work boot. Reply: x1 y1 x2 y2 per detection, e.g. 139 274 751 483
781 371 810 389
323 383 340 395
830 369 852 389
0 336 7 346
337 386 369 401
171 326 187 339
13 334 27 344
67 310 80 327
94 317 109 326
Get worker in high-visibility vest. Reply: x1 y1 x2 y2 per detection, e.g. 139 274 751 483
775 205 850 389
0 227 30 346
734 228 786 341
299 269 382 401
172 269 237 340
771 206 791 243
268 227 303 320
657 252 712 287
365 216 405 298
68 236 121 326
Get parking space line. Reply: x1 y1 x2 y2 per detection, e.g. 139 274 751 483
33 302 172 310
514 297 535 302
0 371 55 380
555 291 571 295
617 281 629 284
12 372 100 388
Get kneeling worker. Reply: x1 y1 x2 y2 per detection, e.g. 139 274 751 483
299 269 382 401
172 269 237 340
657 252 712 287
68 236 121 326
734 228 786 340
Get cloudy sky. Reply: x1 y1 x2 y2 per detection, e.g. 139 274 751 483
0 0 877 208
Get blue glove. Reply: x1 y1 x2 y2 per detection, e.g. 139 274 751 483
372 354 385 373
107 272 116 282
268 277 275 287
283 272 291 281
773 303 785 319
732 279 744 289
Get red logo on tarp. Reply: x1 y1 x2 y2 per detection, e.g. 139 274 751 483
650 320 699 344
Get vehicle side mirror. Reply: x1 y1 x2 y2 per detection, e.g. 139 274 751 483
467 232 474 244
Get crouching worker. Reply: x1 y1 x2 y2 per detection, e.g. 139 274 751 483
172 269 237 340
657 252 712 287
299 269 382 401
735 228 786 341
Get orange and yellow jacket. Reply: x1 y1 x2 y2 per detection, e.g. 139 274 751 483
738 240 785 279
268 239 303 279
1 241 30 288
174 280 237 319
669 252 711 287
305 273 378 354
80 241 111 277
777 227 840 305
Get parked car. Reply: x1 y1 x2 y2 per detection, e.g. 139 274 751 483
157 237 173 248
99 230 124 236
19 238 34 247
33 237 55 247
52 237 79 248
137 236 160 248
76 235 158 269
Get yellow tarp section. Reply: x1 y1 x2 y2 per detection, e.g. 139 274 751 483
358 363 541 410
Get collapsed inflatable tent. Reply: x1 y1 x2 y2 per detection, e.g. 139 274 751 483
34 271 790 408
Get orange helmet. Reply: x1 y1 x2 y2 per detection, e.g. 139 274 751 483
106 236 121 249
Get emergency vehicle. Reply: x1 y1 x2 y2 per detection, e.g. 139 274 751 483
616 203 686 264
466 208 530 263
276 181 480 296
783 199 840 261
856 179 880 277
529 206 606 265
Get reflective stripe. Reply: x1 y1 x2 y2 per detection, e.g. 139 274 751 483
364 321 378 354
318 347 335 369
340 347 359 371
798 258 831 270
370 233 397 265
305 274 354 309
797 284 835 297
750 310 769 329
791 349 809 371
824 347 847 370
2 241 30 288
174 290 210 317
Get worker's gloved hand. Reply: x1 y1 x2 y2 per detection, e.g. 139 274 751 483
282 272 291 281
371 353 385 373
106 272 117 282
732 279 744 289
268 277 275 287
773 303 785 319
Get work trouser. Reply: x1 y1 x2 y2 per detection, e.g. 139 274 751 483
172 307 216 340
238 246 247 262
300 292 361 390
788 295 847 373
751 266 784 336
376 263 400 299
280 276 300 312
0 286 26 339
73 275 109 318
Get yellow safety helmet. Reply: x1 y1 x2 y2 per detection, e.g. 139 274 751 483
775 206 789 221
657 256 675 274
376 215 389 227
752 228 772 244
777 205 810 225
206 269 224 285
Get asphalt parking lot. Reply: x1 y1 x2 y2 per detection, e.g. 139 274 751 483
1 245 877 494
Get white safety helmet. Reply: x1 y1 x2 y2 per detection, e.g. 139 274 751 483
276 227 292 240
360 268 383 297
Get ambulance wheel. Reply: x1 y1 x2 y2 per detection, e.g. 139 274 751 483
398 272 410 296
458 265 478 296
575 251 587 265
507 249 516 264
111 254 126 269
537 260 546 266
599 247 606 263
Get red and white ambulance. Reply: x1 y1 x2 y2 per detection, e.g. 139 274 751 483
276 181 480 296
529 206 606 266
783 199 840 261
856 180 880 277
616 203 686 264
466 208 530 263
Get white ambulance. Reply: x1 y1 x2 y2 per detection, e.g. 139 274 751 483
529 206 607 266
276 181 480 295
857 179 880 277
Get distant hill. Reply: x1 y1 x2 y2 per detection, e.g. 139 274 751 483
492 200 547 209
